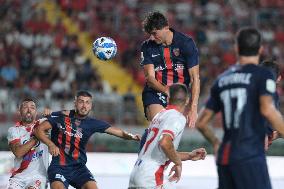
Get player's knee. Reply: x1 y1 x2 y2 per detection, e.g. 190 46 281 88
82 181 98 189
50 181 65 189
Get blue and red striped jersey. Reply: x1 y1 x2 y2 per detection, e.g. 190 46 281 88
206 64 276 165
140 28 199 90
47 110 111 166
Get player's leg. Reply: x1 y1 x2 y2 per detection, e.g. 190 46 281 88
47 166 69 189
217 164 234 189
50 181 66 189
142 90 167 121
232 156 272 189
81 181 98 189
70 165 97 189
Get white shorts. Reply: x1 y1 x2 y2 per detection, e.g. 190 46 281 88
7 176 47 189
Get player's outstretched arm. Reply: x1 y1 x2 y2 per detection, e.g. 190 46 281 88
178 148 207 161
159 135 182 182
187 65 200 128
260 96 284 138
105 127 141 141
34 121 59 156
196 108 220 155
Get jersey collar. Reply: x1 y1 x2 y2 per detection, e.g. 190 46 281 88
166 105 179 111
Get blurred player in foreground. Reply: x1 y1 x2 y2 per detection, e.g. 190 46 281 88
34 91 141 189
260 59 282 150
129 84 206 189
196 27 284 189
7 98 49 189
140 11 199 127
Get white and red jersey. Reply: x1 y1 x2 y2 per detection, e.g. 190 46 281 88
6 118 49 180
129 107 186 188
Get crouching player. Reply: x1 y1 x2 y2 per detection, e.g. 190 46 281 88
129 84 206 189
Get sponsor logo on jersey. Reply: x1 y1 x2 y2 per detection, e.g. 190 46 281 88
57 123 83 138
23 150 44 161
174 63 184 71
151 53 160 57
35 180 41 187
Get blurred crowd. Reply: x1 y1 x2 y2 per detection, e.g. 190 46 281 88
0 0 284 125
56 0 284 105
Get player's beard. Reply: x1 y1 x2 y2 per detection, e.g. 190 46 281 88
77 108 90 117
22 112 35 124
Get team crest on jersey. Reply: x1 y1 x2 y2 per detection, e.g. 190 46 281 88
75 119 81 127
173 48 180 56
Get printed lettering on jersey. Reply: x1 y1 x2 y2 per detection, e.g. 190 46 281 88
154 65 167 72
173 48 180 56
23 150 44 161
218 73 252 87
56 123 83 138
174 63 184 71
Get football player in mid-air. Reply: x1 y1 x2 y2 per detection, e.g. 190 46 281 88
140 11 199 127
34 90 141 189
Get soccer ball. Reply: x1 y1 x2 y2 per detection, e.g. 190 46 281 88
92 37 117 61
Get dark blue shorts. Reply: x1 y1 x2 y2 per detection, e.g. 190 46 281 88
48 164 96 189
142 89 167 118
217 156 271 189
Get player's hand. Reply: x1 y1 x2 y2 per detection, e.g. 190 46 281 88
131 134 142 141
265 131 279 151
189 148 207 161
48 143 60 156
42 108 52 116
271 131 279 141
168 163 182 183
125 132 141 141
187 108 198 128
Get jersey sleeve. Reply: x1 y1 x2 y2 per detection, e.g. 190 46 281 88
90 119 111 133
183 38 199 68
160 113 186 140
206 80 221 112
140 41 154 66
258 69 276 97
46 111 62 128
7 127 20 145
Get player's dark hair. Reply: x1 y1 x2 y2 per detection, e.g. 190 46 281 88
260 59 280 79
18 97 37 109
76 90 92 98
169 84 188 105
236 27 262 56
142 11 168 34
